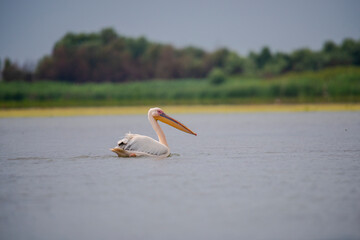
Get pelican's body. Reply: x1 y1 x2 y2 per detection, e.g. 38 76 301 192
115 133 170 157
111 107 196 157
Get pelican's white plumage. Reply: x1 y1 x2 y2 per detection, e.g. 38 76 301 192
111 107 196 157
117 133 169 157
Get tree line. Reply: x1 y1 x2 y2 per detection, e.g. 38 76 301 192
2 28 360 82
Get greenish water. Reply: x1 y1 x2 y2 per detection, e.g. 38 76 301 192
1 112 360 240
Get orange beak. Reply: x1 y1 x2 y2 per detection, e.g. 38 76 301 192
154 112 197 136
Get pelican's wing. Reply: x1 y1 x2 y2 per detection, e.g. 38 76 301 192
117 133 169 157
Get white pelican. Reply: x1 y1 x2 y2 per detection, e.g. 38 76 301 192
110 107 197 157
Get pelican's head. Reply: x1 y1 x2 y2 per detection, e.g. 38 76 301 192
149 107 197 136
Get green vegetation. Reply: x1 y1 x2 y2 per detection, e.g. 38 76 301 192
1 28 360 83
208 68 227 85
1 28 359 109
1 67 359 108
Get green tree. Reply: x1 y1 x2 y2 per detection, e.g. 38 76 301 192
262 53 290 76
322 40 351 66
341 38 360 65
126 36 149 59
291 48 324 71
256 47 272 69
2 58 26 81
224 52 245 75
100 28 118 44
208 67 226 85
323 40 338 53
210 48 230 68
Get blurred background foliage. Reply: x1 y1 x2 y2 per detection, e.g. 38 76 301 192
1 66 359 107
2 27 360 83
1 28 360 107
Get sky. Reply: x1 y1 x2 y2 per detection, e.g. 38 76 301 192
0 0 360 64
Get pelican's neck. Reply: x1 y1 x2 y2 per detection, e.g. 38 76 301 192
148 114 168 147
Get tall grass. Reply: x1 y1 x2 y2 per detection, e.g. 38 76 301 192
1 66 359 108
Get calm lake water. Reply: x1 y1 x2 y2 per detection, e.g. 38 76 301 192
1 112 360 240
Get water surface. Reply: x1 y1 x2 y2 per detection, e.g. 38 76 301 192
1 112 360 240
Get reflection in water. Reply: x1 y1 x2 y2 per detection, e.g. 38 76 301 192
7 157 52 161
71 155 117 160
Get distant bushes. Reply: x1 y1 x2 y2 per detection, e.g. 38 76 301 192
208 68 226 85
1 28 360 83
1 67 359 107
1 59 33 82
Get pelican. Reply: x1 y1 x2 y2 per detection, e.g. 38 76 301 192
110 107 197 157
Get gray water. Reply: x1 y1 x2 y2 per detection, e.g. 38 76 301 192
0 112 360 240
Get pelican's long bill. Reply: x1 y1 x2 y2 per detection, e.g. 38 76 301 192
155 113 197 136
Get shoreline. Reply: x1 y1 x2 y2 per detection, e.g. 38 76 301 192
1 103 360 118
